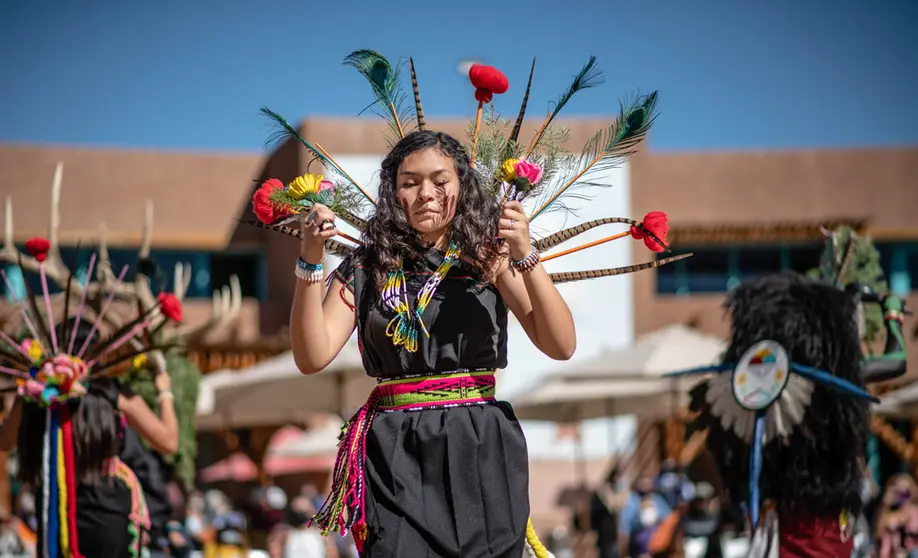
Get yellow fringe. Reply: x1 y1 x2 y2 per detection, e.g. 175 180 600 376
526 518 549 558
57 431 69 555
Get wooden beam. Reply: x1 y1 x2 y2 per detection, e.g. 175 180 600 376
668 218 869 245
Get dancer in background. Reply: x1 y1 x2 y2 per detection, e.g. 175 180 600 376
0 234 186 557
666 274 909 557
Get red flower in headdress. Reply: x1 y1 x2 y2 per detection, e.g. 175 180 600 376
25 237 51 262
630 211 669 253
469 64 509 103
158 292 183 322
252 178 284 224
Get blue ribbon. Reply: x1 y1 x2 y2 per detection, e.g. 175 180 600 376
47 409 59 558
750 412 766 528
663 363 735 378
791 363 879 402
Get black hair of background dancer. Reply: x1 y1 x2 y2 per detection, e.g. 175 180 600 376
689 273 868 518
361 130 502 288
17 318 123 486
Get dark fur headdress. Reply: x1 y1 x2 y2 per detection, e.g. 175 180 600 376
667 272 912 525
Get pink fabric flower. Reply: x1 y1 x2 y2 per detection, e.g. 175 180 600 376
41 354 87 384
513 160 543 185
18 380 44 399
319 179 335 193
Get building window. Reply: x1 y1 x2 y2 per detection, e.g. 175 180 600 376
878 242 918 297
737 248 783 282
3 246 266 301
685 248 731 293
787 245 824 274
659 241 918 295
211 252 264 299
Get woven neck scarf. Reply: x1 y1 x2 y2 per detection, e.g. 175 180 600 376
381 242 461 352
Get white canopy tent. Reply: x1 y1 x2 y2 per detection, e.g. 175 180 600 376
269 416 344 458
196 341 376 430
510 376 699 422
547 324 726 382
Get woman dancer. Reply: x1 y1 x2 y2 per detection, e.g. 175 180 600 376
292 130 575 556
251 49 680 557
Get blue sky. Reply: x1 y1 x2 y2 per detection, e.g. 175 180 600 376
0 0 915 152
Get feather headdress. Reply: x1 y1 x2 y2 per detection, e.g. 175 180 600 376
0 235 178 556
247 49 693 284
665 271 910 531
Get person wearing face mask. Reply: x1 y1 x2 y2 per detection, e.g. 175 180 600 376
618 477 672 558
876 474 918 558
678 483 723 558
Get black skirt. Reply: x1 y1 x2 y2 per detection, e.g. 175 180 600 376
361 401 530 558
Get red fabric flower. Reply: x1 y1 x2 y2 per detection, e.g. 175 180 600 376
251 178 284 224
630 211 669 252
468 64 509 103
25 237 51 262
158 292 183 322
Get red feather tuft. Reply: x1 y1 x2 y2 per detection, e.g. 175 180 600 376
157 292 183 322
25 237 51 262
630 211 669 252
251 178 285 224
468 64 509 103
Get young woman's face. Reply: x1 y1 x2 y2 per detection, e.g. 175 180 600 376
395 147 460 238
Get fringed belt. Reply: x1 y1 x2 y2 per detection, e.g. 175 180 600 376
310 370 497 551
309 370 551 557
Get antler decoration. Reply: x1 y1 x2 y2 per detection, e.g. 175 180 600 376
1 163 243 350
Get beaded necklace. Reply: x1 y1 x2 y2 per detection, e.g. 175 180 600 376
381 242 461 352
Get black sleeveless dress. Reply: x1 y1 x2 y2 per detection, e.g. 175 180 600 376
333 247 530 558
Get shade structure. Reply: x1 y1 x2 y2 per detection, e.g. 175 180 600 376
269 416 343 458
545 324 725 382
198 426 336 483
510 376 700 422
196 341 377 430
873 380 918 417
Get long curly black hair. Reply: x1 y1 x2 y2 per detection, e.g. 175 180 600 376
360 130 501 287
691 273 869 518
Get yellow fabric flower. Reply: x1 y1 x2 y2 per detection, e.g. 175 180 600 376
25 340 43 362
288 173 325 200
132 353 148 370
500 158 519 182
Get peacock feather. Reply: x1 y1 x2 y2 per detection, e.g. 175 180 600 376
344 49 415 145
526 56 604 157
528 92 658 221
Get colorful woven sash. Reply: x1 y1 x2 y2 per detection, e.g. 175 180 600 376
310 370 497 551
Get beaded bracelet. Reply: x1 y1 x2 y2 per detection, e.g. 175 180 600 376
511 247 541 273
295 257 324 283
